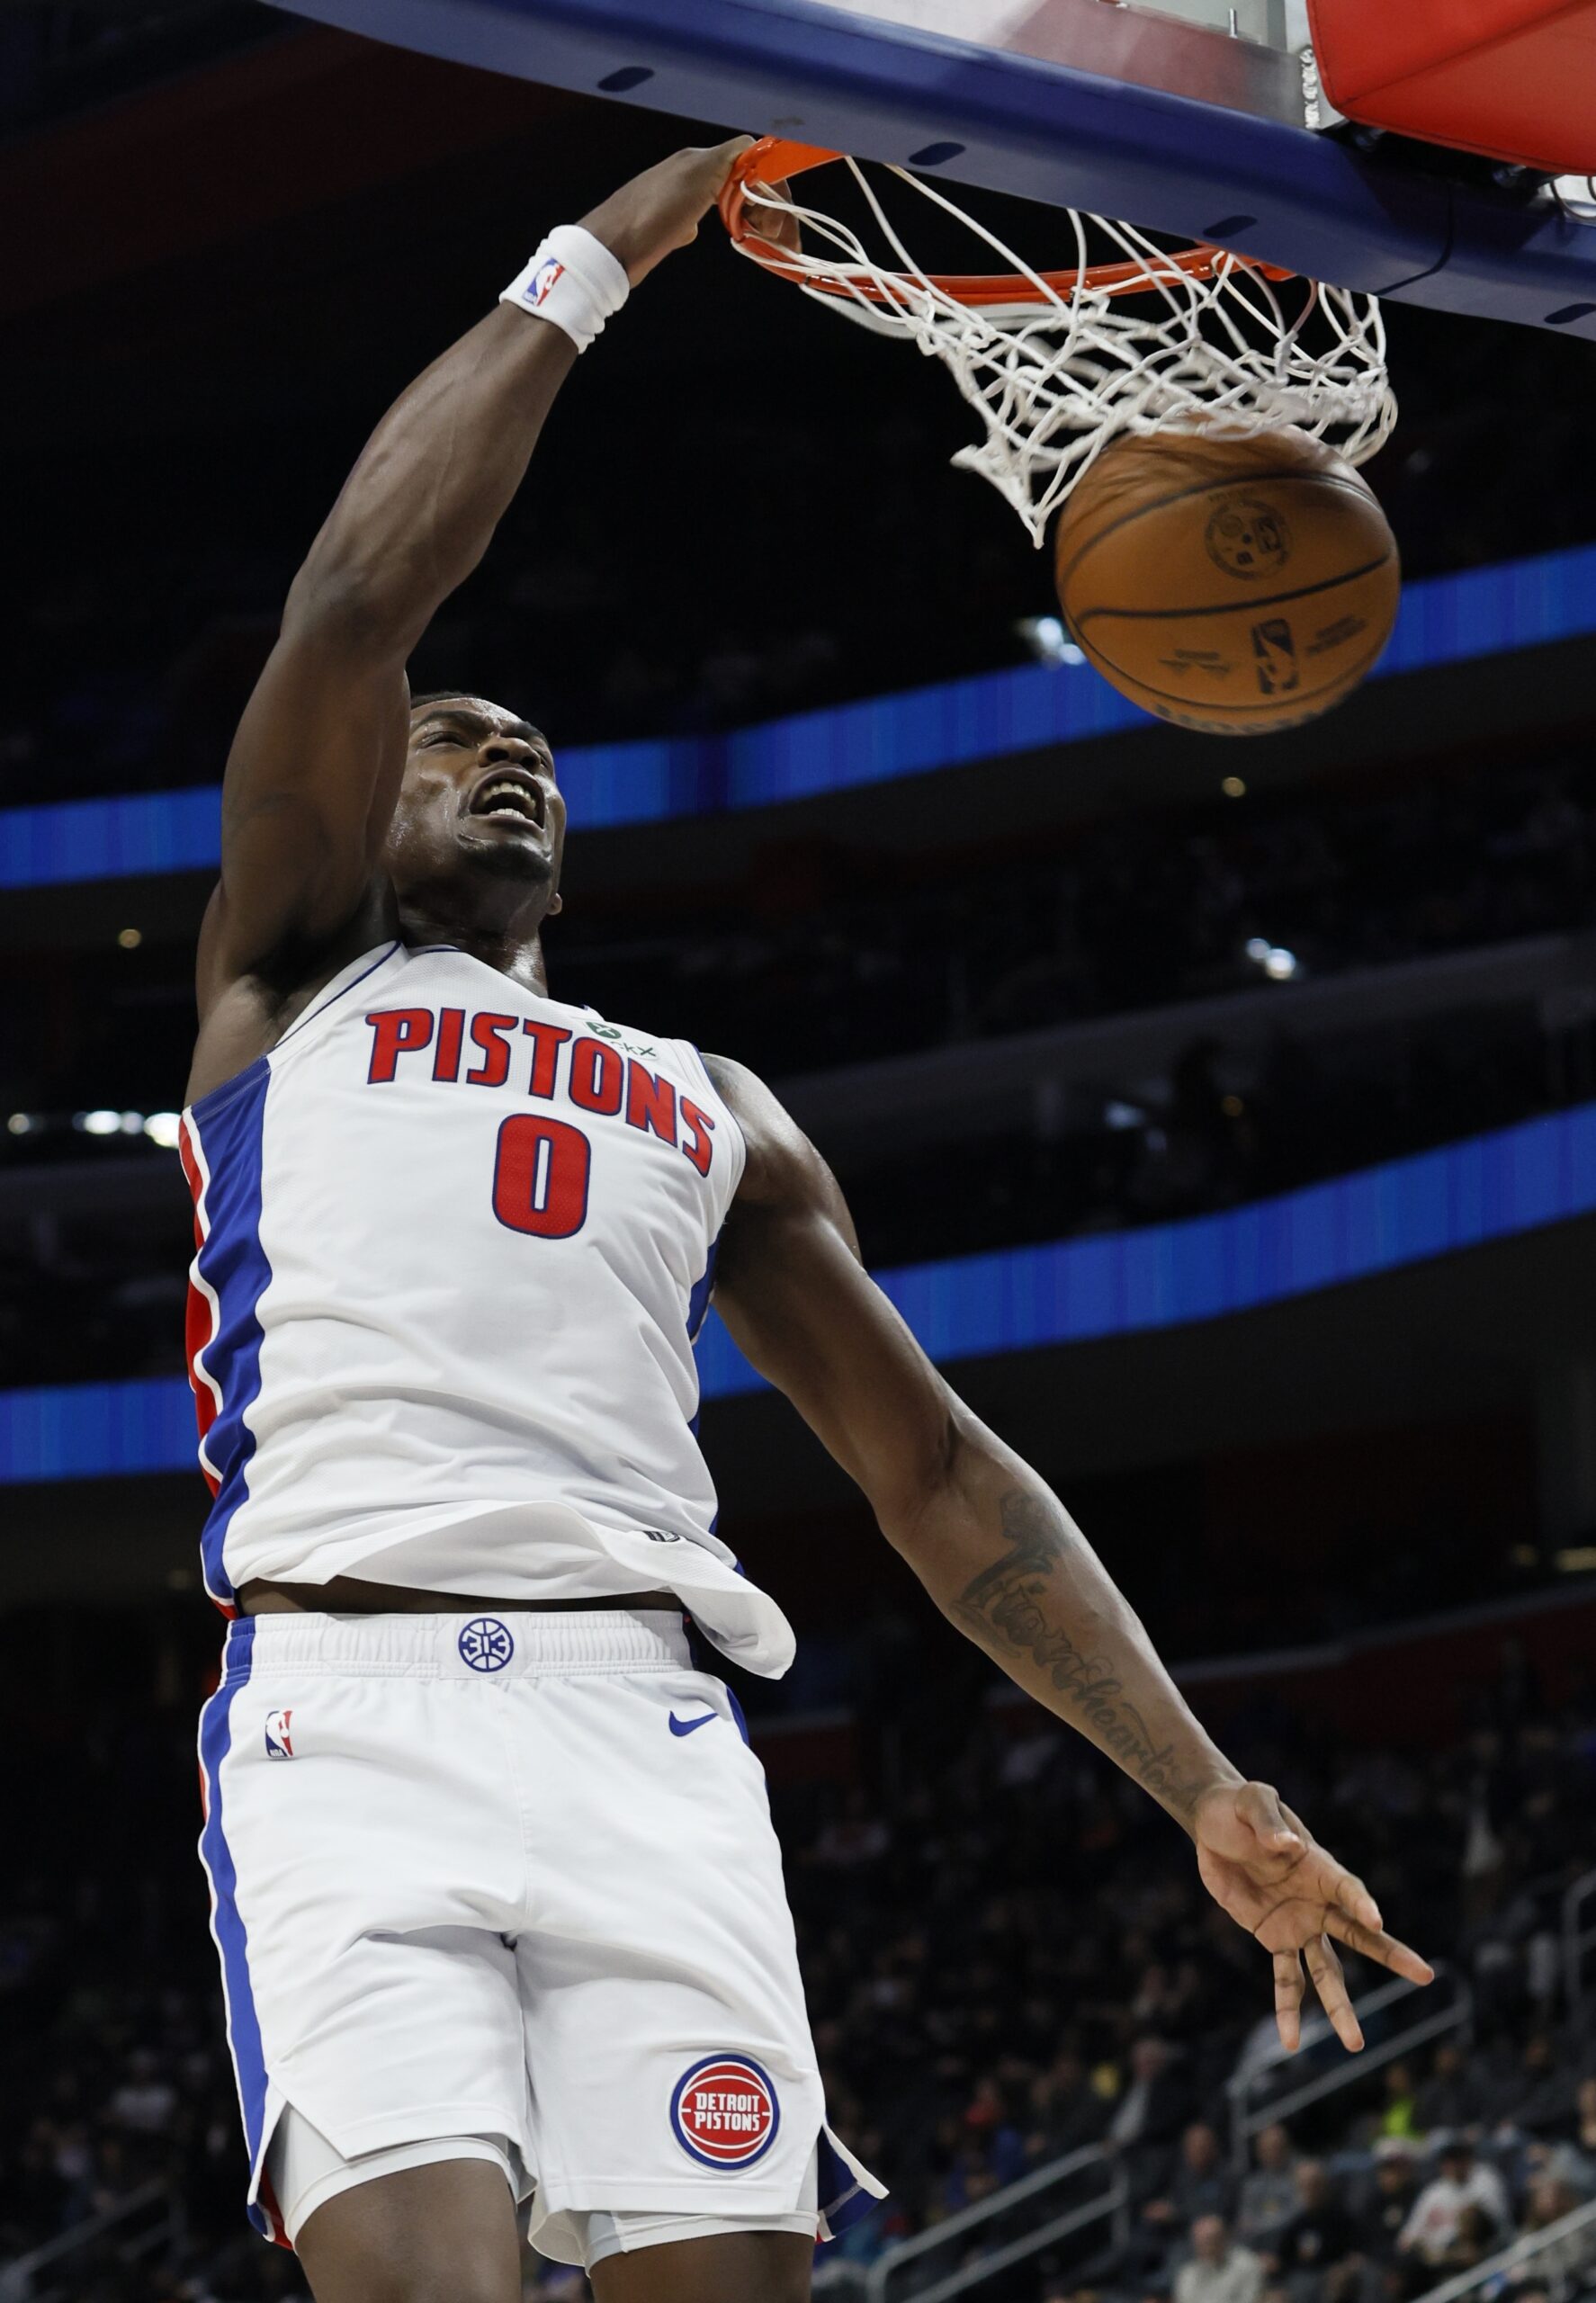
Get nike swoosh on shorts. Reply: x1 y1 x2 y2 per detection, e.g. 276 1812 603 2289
668 1710 717 1737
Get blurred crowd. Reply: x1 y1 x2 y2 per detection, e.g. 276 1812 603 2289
4 736 1590 1382
8 737 1593 1127
5 1626 1596 2303
6 288 1595 806
555 745 1596 1078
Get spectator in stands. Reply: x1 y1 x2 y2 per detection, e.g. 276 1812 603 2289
1108 2039 1193 2176
1238 2126 1301 2252
1377 2063 1422 2143
1175 2215 1265 2303
1354 2138 1423 2272
1398 2138 1513 2267
1415 2042 1484 2137
107 2048 176 2137
1515 2174 1592 2296
1494 2034 1582 2140
0 2122 71 2253
1267 2159 1362 2303
1030 2049 1112 2161
1144 2124 1237 2240
964 2073 1028 2188
1437 2200 1499 2278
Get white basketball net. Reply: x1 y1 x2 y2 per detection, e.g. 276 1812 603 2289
734 161 1397 547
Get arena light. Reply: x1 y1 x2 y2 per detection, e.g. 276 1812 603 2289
1014 614 1085 668
6 1112 36 1136
1245 937 1301 981
76 1109 123 1136
143 1112 183 1150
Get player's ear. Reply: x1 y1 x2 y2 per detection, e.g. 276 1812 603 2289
547 890 563 918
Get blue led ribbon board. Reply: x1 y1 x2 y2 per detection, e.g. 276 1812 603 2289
6 1102 1595 1482
265 0 1596 339
7 541 1595 891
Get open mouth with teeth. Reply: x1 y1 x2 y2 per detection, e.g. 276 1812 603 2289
468 771 543 828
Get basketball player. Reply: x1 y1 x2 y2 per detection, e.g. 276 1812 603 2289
184 139 1430 2303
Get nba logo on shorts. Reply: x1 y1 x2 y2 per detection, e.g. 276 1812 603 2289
527 257 565 308
265 1709 294 1761
670 2055 780 2169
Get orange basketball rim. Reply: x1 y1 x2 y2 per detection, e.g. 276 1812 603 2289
718 137 1295 308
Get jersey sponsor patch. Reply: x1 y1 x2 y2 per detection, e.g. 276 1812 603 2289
265 1708 294 1760
670 2054 780 2168
458 1617 515 1673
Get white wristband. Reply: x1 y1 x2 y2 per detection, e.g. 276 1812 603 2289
499 225 630 353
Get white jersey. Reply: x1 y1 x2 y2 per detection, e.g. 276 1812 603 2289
179 940 794 1676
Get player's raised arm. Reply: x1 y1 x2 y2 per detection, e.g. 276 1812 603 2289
199 139 751 1013
706 1054 1434 2053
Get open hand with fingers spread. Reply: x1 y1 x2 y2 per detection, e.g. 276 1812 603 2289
1193 1780 1434 2053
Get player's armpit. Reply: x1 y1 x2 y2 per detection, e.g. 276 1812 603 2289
708 1076 955 1535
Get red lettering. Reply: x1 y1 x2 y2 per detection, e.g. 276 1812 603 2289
680 1098 716 1176
491 1116 590 1239
433 1007 465 1082
465 1011 518 1089
365 1008 434 1083
569 1035 624 1116
625 1062 677 1142
523 1018 572 1099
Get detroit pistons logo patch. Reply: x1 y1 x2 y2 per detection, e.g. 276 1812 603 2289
670 2056 779 2169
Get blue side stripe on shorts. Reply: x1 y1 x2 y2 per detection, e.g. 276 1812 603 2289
197 1618 273 2236
819 2129 885 2236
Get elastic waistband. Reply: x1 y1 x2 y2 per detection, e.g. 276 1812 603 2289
221 1608 692 1684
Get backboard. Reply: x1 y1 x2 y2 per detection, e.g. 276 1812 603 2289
268 0 1596 340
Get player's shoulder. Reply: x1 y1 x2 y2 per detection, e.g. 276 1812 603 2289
700 1051 790 1140
701 1053 832 1212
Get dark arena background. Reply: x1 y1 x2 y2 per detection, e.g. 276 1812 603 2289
5 4 1596 2300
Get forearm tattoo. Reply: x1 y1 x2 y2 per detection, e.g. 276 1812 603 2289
955 1487 1204 1821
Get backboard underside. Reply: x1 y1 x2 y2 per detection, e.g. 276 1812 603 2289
271 0 1596 341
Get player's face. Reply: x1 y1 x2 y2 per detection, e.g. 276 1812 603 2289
388 697 567 911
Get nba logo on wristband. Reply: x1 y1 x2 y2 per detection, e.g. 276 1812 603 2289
500 227 629 352
525 256 565 309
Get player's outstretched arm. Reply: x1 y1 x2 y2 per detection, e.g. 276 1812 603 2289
200 139 751 1013
708 1056 1433 2052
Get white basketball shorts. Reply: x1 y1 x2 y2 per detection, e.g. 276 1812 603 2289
196 1608 883 2262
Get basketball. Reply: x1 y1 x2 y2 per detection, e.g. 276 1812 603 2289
1052 426 1401 736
